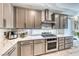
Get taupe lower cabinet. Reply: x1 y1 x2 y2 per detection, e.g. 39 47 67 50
0 3 3 28
20 41 33 56
58 37 73 50
15 7 42 29
34 40 45 55
64 37 73 49
3 3 14 28
20 40 45 56
58 37 65 50
52 13 68 29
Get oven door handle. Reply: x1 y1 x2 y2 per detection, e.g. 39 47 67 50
47 40 57 43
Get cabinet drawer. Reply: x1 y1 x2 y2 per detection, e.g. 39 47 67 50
65 39 73 44
58 40 64 43
65 37 72 39
65 43 73 49
34 40 45 44
58 45 64 50
59 43 64 46
21 40 33 45
58 37 64 44
58 37 64 40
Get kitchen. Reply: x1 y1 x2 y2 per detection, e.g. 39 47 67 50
0 3 79 56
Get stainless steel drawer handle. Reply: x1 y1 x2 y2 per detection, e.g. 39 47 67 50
3 19 6 27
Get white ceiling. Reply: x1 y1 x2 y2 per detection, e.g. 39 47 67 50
12 3 79 16
55 3 79 12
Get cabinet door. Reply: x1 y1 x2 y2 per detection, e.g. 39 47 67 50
0 3 3 28
34 10 41 29
17 42 21 56
3 3 14 28
25 9 28 28
60 15 64 29
65 37 73 44
54 14 60 29
21 44 33 56
63 15 68 28
58 45 64 50
15 7 25 28
26 9 35 29
60 14 68 29
34 43 45 55
65 43 73 49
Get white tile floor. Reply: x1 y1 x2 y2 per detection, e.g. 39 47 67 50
42 40 79 56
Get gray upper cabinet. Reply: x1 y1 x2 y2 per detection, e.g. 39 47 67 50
60 14 68 29
0 3 3 28
26 9 35 29
53 13 60 29
26 9 42 29
53 13 68 29
63 15 68 29
3 3 14 28
15 7 42 29
34 10 42 29
15 7 25 28
60 14 64 29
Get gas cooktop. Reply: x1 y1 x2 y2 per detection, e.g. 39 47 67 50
41 32 56 37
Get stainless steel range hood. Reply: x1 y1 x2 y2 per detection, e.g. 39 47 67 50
44 9 49 21
42 9 55 24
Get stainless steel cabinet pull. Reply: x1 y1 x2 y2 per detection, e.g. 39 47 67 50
3 19 6 27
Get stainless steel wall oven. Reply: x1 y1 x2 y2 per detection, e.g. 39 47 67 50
46 38 58 53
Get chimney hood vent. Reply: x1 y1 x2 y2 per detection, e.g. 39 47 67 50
44 9 49 21
42 9 56 24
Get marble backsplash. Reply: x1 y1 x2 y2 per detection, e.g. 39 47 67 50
0 19 73 43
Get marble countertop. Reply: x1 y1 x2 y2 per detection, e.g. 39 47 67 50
0 35 73 56
57 34 73 37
